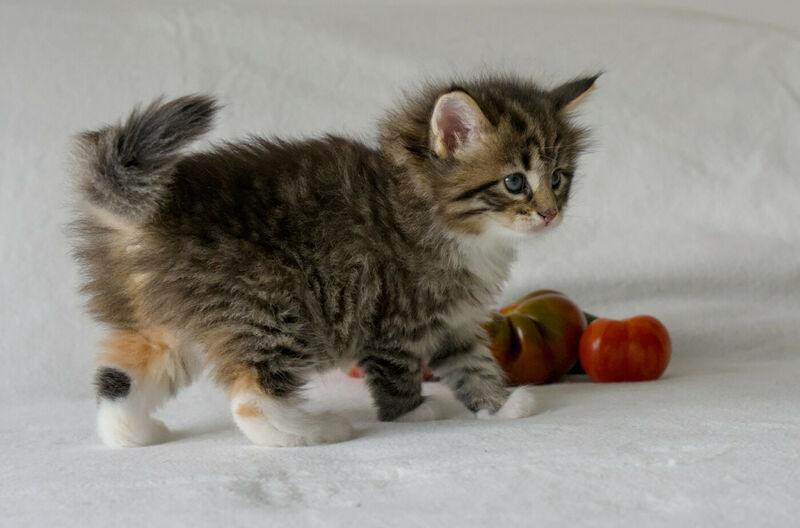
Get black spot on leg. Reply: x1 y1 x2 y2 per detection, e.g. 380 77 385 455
95 367 131 400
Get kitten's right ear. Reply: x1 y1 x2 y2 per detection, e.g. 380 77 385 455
551 73 601 113
430 91 491 159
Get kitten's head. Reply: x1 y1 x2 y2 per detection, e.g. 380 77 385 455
380 74 597 240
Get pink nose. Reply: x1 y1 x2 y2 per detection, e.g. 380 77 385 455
537 210 557 225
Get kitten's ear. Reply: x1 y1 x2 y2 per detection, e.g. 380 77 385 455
430 91 491 159
550 74 601 113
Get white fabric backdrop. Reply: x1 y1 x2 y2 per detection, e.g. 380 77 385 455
1 1 798 526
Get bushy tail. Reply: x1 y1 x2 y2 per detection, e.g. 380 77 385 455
73 95 218 222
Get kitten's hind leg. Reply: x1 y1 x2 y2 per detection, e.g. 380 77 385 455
429 334 537 419
94 329 201 447
227 367 354 447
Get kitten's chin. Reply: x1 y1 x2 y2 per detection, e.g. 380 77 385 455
487 216 559 240
454 214 561 248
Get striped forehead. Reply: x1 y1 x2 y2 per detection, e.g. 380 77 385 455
520 130 561 170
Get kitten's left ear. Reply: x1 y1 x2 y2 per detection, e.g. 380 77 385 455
430 91 492 159
550 74 601 113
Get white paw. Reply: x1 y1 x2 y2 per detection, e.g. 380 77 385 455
306 412 355 444
97 404 170 447
396 395 454 422
235 417 309 447
477 386 538 420
235 410 355 447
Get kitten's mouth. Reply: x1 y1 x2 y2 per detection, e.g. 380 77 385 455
525 212 559 233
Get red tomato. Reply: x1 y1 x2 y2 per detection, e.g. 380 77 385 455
348 365 365 378
578 316 671 382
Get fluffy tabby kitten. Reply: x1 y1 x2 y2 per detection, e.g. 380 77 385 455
71 74 597 447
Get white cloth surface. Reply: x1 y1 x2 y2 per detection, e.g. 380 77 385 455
1 0 799 526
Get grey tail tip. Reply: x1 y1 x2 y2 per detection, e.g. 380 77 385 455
76 93 219 222
129 93 220 150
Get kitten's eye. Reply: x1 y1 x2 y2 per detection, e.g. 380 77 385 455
551 170 563 189
504 172 527 194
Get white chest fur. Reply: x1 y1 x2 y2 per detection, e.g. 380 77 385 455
441 236 515 335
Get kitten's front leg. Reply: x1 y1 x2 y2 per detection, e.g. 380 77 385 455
359 348 455 422
429 333 538 419
360 348 424 421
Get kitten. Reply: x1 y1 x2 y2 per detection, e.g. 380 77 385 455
71 74 597 447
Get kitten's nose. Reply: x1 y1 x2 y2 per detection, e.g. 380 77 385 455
537 210 557 225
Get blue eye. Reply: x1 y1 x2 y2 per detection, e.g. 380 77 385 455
504 172 527 194
551 170 563 189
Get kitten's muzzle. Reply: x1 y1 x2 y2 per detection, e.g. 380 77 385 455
537 210 557 226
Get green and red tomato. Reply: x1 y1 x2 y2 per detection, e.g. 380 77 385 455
483 289 587 385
